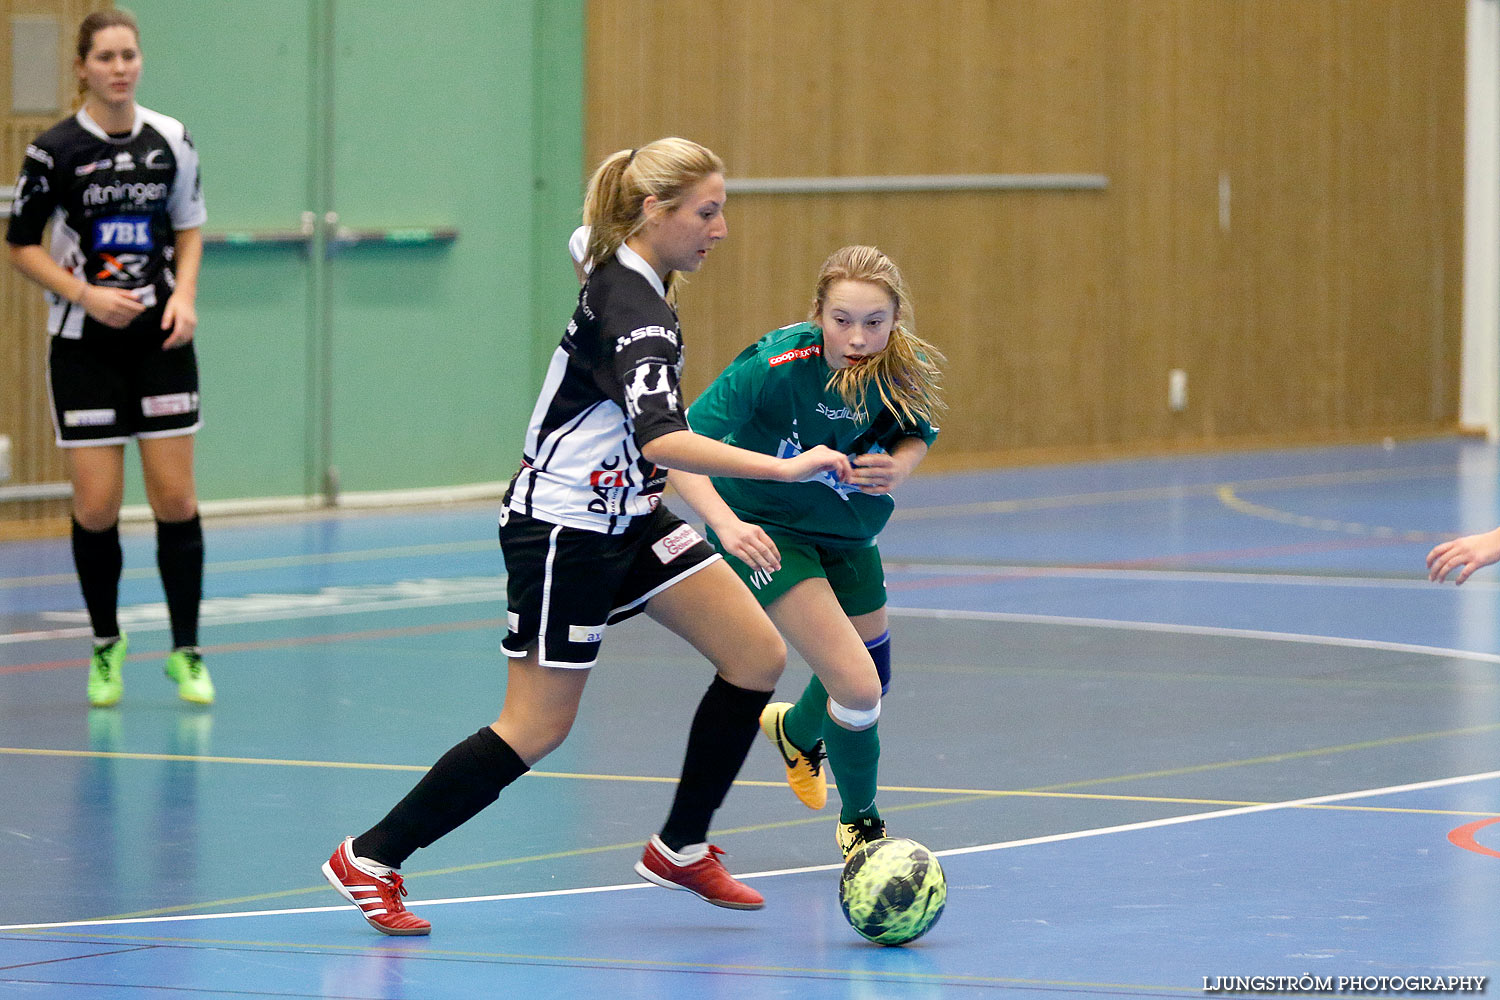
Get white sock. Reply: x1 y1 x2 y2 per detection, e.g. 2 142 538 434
652 835 708 865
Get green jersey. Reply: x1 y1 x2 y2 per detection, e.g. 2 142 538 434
687 322 939 547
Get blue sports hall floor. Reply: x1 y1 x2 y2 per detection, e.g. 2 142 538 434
2 435 1498 998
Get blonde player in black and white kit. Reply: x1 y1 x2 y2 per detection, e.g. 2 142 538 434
6 10 213 707
322 138 853 935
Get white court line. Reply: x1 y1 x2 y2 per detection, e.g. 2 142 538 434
6 577 1500 669
4 769 1498 934
0 590 507 646
888 606 1500 666
887 562 1500 592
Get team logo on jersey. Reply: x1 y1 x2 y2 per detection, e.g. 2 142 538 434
94 216 154 251
83 180 168 208
768 344 821 367
615 325 678 353
590 468 629 488
141 393 198 418
145 149 171 170
64 408 116 427
817 402 858 421
114 152 135 172
776 424 860 500
568 624 606 644
11 174 46 217
651 523 704 564
94 252 150 283
623 360 679 419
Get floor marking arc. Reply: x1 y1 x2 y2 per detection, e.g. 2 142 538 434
1216 485 1452 542
5 767 1495 934
1448 815 1500 859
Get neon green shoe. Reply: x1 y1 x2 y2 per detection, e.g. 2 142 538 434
836 815 887 860
165 647 215 705
87 634 127 707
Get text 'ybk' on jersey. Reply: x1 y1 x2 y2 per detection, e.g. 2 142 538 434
504 244 689 535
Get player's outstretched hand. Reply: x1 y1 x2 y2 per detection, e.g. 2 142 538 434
712 518 781 575
778 444 852 484
1427 527 1500 585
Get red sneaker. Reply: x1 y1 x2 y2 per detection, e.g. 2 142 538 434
322 837 431 936
634 835 765 910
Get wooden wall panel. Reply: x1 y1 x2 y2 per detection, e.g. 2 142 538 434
2 0 107 533
589 0 1465 466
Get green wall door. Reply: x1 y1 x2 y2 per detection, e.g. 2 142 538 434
127 0 582 505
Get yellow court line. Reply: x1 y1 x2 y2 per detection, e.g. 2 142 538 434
10 731 1496 922
9 729 1498 816
891 463 1456 522
0 747 781 788
1216 485 1451 542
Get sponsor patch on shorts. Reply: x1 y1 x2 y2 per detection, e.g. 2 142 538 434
141 392 198 418
64 408 116 427
651 523 704 564
507 611 520 631
568 623 605 644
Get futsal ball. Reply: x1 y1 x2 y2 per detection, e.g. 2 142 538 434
838 837 946 946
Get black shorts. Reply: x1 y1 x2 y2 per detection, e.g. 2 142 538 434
48 306 200 446
499 504 721 668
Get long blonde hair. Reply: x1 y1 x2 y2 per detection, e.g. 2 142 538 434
581 137 724 299
813 246 946 427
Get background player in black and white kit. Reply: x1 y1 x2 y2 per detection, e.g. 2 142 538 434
322 137 853 935
6 10 214 707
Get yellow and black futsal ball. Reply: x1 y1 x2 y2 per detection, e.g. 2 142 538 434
838 837 946 945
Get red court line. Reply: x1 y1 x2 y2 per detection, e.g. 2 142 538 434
1448 816 1500 859
0 617 503 676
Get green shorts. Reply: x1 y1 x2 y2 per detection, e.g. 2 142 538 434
706 525 887 617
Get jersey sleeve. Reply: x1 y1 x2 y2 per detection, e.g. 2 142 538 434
6 142 59 247
603 298 690 447
568 225 590 270
166 126 206 230
909 414 939 447
686 340 766 442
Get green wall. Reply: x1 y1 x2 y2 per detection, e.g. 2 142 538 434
123 0 583 503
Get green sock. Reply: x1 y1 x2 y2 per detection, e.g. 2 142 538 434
782 674 829 751
823 719 881 824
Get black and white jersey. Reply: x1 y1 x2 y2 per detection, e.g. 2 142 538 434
506 243 689 534
6 104 206 339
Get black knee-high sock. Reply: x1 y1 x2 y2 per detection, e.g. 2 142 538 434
156 515 203 649
353 727 529 868
659 675 772 852
71 519 122 640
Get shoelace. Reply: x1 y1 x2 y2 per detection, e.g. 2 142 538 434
803 742 827 776
92 650 114 680
181 653 204 678
384 870 409 901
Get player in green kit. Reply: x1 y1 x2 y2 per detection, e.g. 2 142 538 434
670 245 945 858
